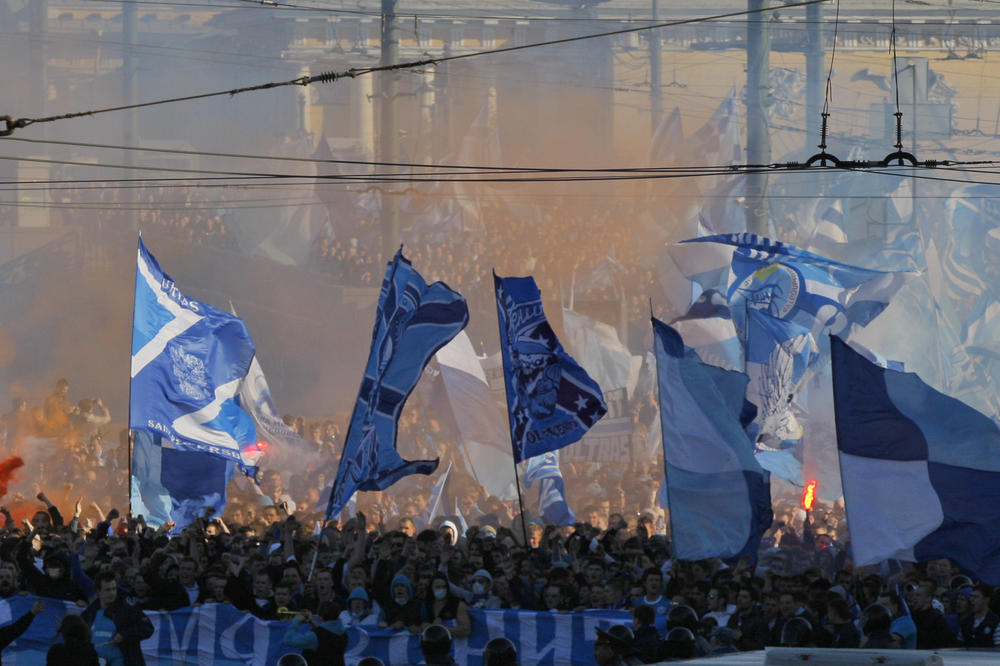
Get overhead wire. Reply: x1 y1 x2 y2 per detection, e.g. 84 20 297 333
0 0 826 136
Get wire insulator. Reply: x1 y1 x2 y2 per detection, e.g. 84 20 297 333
309 71 340 85
819 112 830 152
894 111 903 152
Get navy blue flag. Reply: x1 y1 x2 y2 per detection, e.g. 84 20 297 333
494 273 607 463
832 336 1000 583
130 238 261 474
326 249 469 519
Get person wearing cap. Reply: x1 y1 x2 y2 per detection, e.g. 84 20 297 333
450 569 501 610
339 587 381 628
438 521 459 547
593 625 643 666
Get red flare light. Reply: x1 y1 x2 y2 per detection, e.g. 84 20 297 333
802 479 818 511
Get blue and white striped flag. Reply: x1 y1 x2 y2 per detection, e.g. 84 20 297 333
494 273 607 463
130 238 260 473
326 249 469 519
420 461 453 530
524 451 575 526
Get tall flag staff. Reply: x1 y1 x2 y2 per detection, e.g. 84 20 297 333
494 272 608 545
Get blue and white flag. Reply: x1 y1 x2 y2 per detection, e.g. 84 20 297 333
420 462 453 530
494 274 607 463
653 318 772 562
681 233 917 340
131 430 234 530
832 336 1000 583
745 308 817 451
524 451 575 526
326 249 469 519
671 290 743 371
237 352 310 468
130 238 260 472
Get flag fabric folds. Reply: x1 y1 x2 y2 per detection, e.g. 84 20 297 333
524 451 575 526
494 274 607 463
681 233 916 339
419 461 453 530
131 431 234 530
326 249 469 519
130 238 259 473
653 318 771 562
744 308 816 450
831 335 1000 583
434 332 516 501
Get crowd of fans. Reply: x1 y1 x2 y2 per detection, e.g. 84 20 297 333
1 373 999 665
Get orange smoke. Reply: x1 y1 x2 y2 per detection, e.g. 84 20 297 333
0 457 24 498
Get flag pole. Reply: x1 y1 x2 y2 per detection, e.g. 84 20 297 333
127 233 141 519
494 270 530 548
650 312 679 558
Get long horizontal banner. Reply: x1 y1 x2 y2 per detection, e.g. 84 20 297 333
0 596 653 666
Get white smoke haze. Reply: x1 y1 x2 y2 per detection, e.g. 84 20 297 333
1 0 1000 529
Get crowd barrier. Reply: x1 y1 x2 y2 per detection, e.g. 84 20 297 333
0 595 663 665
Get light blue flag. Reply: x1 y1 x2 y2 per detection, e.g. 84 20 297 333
419 461 453 530
494 273 607 463
653 317 772 562
130 238 260 473
681 233 916 340
326 249 469 519
832 336 1000 583
745 308 817 452
130 430 234 530
671 290 743 371
524 451 575 526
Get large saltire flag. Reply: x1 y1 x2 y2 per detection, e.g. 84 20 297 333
832 336 1000 583
326 249 469 519
653 317 771 562
130 238 260 473
681 233 917 340
494 273 607 463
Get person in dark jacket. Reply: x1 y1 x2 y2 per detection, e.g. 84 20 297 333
81 572 155 666
381 574 422 632
962 584 1000 647
0 599 43 665
282 601 348 666
47 612 100 666
16 540 86 604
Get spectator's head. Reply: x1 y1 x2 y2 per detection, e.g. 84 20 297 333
482 636 518 666
542 584 563 611
399 517 416 538
736 586 758 613
438 521 457 547
420 624 453 664
274 583 293 609
972 583 993 615
862 603 892 635
315 601 343 624
642 568 662 597
178 558 198 587
632 604 655 628
779 617 814 647
471 569 493 596
282 562 302 590
912 583 934 611
526 524 543 549
252 572 272 599
827 597 850 624
0 568 16 595
666 604 698 632
56 613 91 643
593 625 634 665
778 592 799 618
348 587 370 616
97 572 118 609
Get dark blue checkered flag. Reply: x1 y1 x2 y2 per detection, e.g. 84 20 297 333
326 249 469 520
494 273 607 463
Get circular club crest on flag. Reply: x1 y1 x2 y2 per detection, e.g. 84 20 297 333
733 262 801 320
